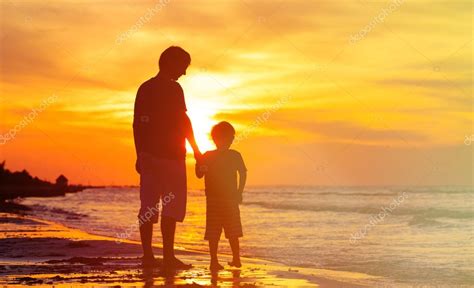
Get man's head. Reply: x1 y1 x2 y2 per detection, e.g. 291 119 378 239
211 121 235 150
158 46 191 80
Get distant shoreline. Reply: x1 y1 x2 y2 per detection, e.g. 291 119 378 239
0 161 105 202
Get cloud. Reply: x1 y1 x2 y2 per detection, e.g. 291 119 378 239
215 107 428 145
377 77 472 107
295 120 427 143
378 78 471 89
1 0 471 185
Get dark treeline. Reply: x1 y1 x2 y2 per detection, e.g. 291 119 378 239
0 161 51 187
0 161 99 202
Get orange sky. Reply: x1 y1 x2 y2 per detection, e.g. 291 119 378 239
0 0 472 187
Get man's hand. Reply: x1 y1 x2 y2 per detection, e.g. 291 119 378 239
194 150 202 162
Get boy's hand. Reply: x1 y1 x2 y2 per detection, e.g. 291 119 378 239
195 160 207 178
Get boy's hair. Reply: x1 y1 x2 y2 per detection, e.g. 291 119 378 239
211 121 235 141
159 46 191 70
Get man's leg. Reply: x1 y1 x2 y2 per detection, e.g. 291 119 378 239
161 215 192 269
138 153 160 266
161 215 176 262
160 158 192 270
140 222 154 258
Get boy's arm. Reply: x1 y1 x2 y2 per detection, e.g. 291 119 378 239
236 153 247 203
237 170 247 204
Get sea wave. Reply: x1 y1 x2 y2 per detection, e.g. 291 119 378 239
244 201 474 221
28 204 88 220
245 186 473 197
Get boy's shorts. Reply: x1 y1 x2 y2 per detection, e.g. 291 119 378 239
138 153 187 224
204 198 243 240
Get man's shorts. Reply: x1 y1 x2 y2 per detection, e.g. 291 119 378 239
138 153 187 224
204 198 243 240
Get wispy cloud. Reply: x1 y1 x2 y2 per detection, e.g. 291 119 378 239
1 0 471 185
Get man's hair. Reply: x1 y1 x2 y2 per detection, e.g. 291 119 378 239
211 121 235 141
159 46 191 70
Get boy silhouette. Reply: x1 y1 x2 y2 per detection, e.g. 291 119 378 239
133 46 201 269
195 121 247 270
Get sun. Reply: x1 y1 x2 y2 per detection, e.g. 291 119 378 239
186 105 216 153
181 70 242 154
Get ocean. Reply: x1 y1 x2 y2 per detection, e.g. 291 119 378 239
22 186 473 287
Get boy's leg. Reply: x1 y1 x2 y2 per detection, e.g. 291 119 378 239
208 237 224 270
228 237 241 267
224 203 243 268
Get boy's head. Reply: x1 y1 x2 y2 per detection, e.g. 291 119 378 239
158 46 191 81
211 121 235 150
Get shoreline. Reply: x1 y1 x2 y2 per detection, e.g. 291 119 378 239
0 212 385 287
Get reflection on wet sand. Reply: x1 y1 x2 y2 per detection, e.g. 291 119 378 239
0 213 382 287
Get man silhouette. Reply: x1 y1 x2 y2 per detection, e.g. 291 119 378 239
133 46 201 269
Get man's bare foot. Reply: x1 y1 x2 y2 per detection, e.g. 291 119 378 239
228 260 242 268
173 257 193 269
163 257 192 270
210 262 224 271
141 256 161 268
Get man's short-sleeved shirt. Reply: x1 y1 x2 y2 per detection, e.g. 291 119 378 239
201 149 247 202
133 75 187 159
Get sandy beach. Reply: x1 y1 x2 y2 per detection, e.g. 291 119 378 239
0 212 385 287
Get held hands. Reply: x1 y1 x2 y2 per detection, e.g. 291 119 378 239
195 159 208 177
194 153 207 178
198 164 209 173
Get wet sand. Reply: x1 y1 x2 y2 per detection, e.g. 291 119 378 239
0 212 384 287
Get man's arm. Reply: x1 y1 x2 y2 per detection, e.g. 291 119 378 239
183 113 201 160
173 82 200 159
